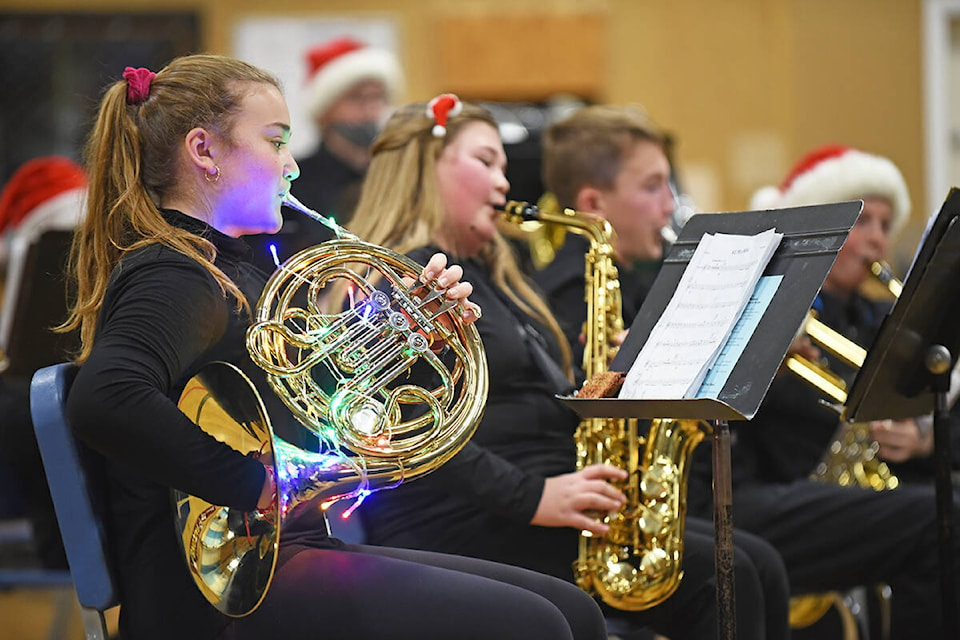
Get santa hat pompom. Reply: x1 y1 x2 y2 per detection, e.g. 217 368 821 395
426 94 462 137
749 185 784 212
303 37 403 120
750 144 911 237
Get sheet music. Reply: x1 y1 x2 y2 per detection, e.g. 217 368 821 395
618 228 782 399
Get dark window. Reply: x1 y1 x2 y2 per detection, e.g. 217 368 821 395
0 12 200 185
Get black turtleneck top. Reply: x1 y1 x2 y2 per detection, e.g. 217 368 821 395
66 210 321 640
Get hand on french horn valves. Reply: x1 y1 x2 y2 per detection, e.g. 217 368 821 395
459 301 482 323
419 253 482 324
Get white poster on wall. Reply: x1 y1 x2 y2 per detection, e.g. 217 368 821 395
233 16 400 159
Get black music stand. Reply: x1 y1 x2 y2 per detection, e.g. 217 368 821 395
562 201 861 640
844 188 960 640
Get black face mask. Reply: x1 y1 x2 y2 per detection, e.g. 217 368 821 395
330 121 380 148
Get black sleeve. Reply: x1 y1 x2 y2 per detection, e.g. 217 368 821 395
404 246 551 524
426 441 546 524
67 252 265 511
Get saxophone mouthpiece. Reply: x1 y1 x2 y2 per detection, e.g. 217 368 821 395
500 200 540 222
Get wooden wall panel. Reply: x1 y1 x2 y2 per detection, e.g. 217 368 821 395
435 13 605 102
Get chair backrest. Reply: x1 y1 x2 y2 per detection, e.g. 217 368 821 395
2 230 78 377
29 363 117 612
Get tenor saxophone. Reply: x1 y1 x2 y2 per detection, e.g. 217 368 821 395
502 199 708 611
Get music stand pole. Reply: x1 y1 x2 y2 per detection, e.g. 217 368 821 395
926 345 957 640
712 419 736 640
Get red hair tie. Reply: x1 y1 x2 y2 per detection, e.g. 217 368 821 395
123 66 156 105
426 94 462 137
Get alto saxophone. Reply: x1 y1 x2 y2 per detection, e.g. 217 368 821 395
502 199 708 611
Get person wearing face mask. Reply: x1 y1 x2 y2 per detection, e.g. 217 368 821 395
292 37 402 236
59 57 610 640
684 144 960 638
747 145 944 482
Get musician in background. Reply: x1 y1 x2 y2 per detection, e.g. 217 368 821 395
533 104 790 640
245 37 403 273
294 37 401 236
0 155 84 570
60 56 608 640
686 144 960 638
350 95 778 640
749 144 954 481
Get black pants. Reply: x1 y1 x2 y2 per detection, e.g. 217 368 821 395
229 543 608 640
693 480 960 640
377 509 789 640
610 517 789 640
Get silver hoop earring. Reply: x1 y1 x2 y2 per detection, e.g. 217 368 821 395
205 166 221 183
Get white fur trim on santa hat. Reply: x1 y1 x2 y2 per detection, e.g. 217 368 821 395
305 47 403 120
749 185 783 211
751 149 911 237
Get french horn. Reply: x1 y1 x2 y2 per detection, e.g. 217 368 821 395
173 194 488 616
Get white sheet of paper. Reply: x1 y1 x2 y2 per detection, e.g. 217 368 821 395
618 228 782 400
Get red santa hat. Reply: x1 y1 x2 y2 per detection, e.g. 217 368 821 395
0 156 86 233
303 36 403 120
750 144 911 237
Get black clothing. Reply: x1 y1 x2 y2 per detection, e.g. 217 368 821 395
67 212 269 639
293 142 365 227
67 212 607 640
534 234 659 383
363 245 790 640
362 248 575 537
685 289 960 638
